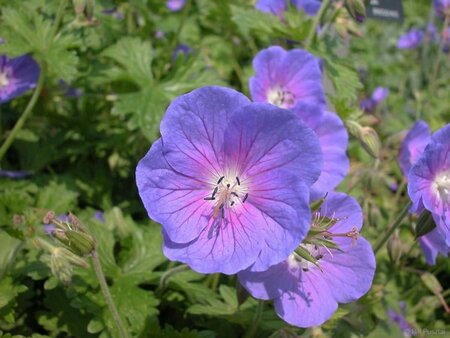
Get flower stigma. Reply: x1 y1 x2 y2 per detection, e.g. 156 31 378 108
267 86 296 108
204 174 249 219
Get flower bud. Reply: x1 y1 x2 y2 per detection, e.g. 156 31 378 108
51 248 74 285
86 0 95 20
72 0 87 16
345 0 366 23
346 120 381 158
387 231 402 265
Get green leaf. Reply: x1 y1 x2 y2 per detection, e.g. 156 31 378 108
36 181 79 214
102 37 153 86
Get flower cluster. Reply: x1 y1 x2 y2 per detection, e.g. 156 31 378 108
399 121 450 264
136 45 375 327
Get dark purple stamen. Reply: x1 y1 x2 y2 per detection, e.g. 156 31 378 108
231 192 239 197
217 176 224 184
242 193 248 203
204 197 215 201
212 187 218 198
236 177 240 185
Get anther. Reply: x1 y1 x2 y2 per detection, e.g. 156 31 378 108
231 192 239 197
217 176 224 184
242 193 248 203
204 197 215 201
221 207 225 218
212 187 218 198
236 177 240 185
227 183 230 188
231 201 235 206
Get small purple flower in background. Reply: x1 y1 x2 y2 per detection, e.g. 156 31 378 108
388 302 414 334
291 103 349 200
238 192 376 327
101 8 125 20
0 38 4 45
433 0 450 18
407 124 450 253
292 0 322 16
59 80 82 98
426 24 439 42
136 86 323 274
359 87 389 113
0 169 30 179
255 0 288 18
94 210 105 223
250 46 325 109
166 0 186 12
442 27 450 53
399 120 431 178
44 214 69 235
155 30 165 39
397 29 424 50
0 54 40 104
172 44 192 60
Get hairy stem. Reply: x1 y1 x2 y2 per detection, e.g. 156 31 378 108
245 300 264 338
91 251 130 338
304 0 331 48
374 202 411 253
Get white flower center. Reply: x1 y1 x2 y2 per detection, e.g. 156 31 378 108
203 174 249 219
434 170 450 203
0 72 9 88
288 244 323 272
267 86 296 108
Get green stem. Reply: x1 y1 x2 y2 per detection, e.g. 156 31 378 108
374 202 411 254
50 0 68 38
429 15 449 94
244 300 264 338
169 0 191 53
0 69 45 163
304 0 331 48
91 251 130 338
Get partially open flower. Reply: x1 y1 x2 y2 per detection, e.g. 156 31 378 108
238 192 376 327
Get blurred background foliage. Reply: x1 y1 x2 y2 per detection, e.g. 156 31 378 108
0 0 449 337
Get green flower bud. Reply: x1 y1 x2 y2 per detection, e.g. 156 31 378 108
345 0 366 23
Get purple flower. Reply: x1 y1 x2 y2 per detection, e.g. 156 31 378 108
172 44 192 60
419 227 449 265
166 0 186 12
0 169 30 179
0 54 40 104
255 0 288 18
408 124 450 246
397 29 424 50
359 87 389 113
102 7 124 20
59 80 82 98
399 120 431 178
250 46 325 109
443 27 450 53
136 86 323 274
238 192 376 327
433 0 450 18
291 103 349 200
388 302 414 333
94 211 105 223
292 0 322 16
